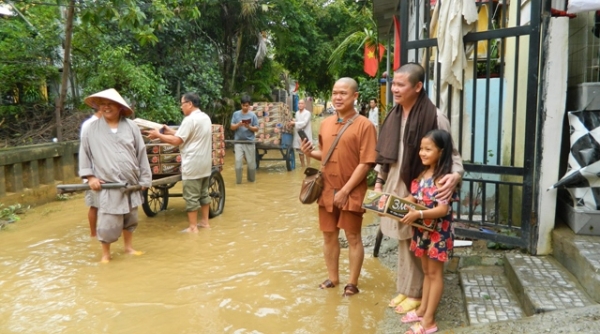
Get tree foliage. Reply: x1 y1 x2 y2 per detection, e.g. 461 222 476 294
0 4 61 106
0 0 377 145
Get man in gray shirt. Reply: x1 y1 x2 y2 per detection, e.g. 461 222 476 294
79 88 152 263
230 95 259 184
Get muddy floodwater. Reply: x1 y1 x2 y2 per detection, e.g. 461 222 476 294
0 123 398 334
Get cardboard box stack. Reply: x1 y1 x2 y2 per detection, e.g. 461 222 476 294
362 190 436 231
252 102 293 146
212 124 225 167
135 118 225 175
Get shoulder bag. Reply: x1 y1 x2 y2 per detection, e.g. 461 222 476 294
299 113 359 204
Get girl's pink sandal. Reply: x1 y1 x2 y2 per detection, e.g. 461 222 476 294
404 323 438 334
400 310 423 324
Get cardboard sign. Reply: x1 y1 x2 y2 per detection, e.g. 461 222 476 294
362 190 436 232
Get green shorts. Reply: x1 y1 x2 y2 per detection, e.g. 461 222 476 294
182 177 210 212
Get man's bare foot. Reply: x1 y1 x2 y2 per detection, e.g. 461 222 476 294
100 256 110 263
125 249 144 256
197 223 211 228
181 226 198 233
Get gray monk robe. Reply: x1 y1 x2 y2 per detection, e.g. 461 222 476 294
376 110 463 297
79 117 152 240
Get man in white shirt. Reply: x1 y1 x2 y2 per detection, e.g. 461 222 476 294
147 92 213 233
368 98 379 129
289 99 313 167
80 110 102 238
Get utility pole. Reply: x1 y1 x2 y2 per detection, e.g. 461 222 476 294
56 0 75 142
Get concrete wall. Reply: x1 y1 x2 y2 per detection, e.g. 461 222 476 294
0 141 80 206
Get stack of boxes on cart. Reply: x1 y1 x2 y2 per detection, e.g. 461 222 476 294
134 118 225 175
253 102 293 146
211 125 225 166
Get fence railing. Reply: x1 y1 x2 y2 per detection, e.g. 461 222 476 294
0 141 80 205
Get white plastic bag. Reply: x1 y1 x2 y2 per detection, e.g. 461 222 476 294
567 0 600 14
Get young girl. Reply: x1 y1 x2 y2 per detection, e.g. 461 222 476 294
400 129 456 334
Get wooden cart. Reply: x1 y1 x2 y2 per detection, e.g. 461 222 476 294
141 167 225 218
226 132 296 171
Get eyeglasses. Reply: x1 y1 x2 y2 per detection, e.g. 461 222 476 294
180 101 190 106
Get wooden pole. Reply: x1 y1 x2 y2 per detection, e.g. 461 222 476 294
56 0 75 142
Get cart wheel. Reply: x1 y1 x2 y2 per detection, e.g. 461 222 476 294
373 227 384 257
286 147 295 171
208 170 226 218
142 186 169 217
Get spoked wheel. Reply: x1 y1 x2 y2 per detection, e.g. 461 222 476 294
142 186 169 217
286 147 296 171
208 170 225 218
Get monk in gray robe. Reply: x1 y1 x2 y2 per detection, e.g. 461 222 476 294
375 64 463 314
79 88 152 263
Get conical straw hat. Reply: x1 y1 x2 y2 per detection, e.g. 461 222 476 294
84 88 133 117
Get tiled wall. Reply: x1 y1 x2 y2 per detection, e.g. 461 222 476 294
568 11 599 86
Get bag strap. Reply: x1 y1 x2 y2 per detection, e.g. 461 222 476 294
321 113 359 167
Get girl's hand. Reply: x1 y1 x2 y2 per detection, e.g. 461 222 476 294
400 206 420 225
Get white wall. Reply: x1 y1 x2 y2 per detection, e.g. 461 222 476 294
537 17 569 255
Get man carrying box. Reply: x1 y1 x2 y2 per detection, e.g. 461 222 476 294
146 92 213 232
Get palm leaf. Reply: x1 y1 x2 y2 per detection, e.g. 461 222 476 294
328 18 378 75
240 0 258 18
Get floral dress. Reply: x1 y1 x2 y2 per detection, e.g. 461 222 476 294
409 177 456 262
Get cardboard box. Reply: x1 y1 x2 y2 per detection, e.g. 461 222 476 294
160 154 181 163
159 163 181 174
362 190 436 231
148 154 160 164
147 143 179 154
212 149 225 158
557 196 600 236
159 144 179 154
146 144 161 155
150 164 161 174
133 118 163 131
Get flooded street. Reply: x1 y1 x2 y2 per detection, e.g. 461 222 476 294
0 120 397 334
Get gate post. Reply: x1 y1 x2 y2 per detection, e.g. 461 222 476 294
535 16 569 255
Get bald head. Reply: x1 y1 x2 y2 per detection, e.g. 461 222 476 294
331 77 359 115
335 77 358 93
395 63 425 87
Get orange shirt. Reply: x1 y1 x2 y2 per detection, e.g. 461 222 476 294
317 114 378 212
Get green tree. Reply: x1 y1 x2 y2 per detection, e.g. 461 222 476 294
0 3 61 106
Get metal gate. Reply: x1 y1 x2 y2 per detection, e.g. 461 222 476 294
397 0 546 252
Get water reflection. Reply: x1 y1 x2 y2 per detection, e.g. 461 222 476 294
0 118 395 334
